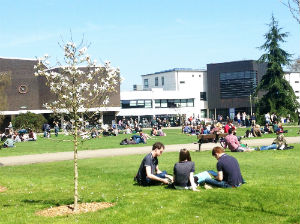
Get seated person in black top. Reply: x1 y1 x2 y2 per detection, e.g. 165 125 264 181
173 149 199 191
135 142 173 186
204 146 244 188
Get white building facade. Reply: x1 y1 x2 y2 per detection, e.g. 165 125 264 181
118 68 209 121
285 71 300 110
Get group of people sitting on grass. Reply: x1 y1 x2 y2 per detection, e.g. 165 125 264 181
244 121 287 138
134 137 294 190
0 128 37 149
134 142 245 190
183 120 237 136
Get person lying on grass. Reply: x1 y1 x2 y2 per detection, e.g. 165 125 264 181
203 146 245 189
173 148 199 191
135 142 173 186
258 134 293 151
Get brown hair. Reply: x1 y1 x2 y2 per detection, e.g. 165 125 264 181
152 142 165 151
212 146 225 156
179 148 191 162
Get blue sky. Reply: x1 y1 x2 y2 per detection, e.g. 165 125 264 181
0 0 298 90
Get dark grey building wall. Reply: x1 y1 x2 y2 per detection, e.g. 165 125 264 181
207 60 267 110
0 58 45 111
0 58 120 112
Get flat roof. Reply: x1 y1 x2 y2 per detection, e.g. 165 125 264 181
142 68 206 76
0 56 37 61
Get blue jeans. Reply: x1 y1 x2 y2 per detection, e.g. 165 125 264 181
260 144 277 150
204 178 232 188
146 170 167 185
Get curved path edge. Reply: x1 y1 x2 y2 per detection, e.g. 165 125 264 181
0 136 299 167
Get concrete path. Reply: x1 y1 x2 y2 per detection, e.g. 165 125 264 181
0 136 299 167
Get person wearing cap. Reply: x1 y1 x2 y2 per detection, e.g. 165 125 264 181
204 146 244 188
135 142 173 186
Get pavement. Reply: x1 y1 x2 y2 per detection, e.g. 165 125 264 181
0 136 299 167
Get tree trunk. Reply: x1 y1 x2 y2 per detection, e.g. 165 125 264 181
73 123 79 211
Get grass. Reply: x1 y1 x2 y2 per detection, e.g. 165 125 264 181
0 126 298 157
0 144 299 223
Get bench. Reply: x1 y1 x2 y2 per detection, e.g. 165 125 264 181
196 133 228 151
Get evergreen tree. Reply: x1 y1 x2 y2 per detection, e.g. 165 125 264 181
256 15 299 122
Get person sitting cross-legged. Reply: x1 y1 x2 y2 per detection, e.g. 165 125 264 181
204 146 245 189
135 142 173 186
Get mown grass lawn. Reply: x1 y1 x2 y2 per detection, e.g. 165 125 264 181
0 144 299 223
0 126 298 157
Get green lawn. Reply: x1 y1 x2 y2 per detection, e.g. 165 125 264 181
0 144 299 223
0 127 298 157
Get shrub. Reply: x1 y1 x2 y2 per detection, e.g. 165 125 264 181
13 112 47 132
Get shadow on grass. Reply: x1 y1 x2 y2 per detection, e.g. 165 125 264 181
22 198 74 207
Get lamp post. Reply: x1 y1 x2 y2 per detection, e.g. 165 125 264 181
250 94 252 115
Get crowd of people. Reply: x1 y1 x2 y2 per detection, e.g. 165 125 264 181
0 122 37 148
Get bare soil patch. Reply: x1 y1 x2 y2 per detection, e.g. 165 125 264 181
36 202 115 217
0 186 7 192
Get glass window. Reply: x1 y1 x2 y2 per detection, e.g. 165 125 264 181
161 77 164 86
161 99 167 108
130 101 137 106
144 79 149 88
145 100 152 108
155 100 160 108
174 99 181 108
180 81 185 84
155 77 159 86
219 71 257 98
296 81 299 83
187 99 194 107
200 92 207 101
181 99 187 107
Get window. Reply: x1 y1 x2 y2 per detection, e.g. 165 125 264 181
155 77 159 86
144 79 149 88
145 100 152 108
295 91 299 93
200 92 207 101
154 99 194 108
121 100 152 109
161 77 164 86
187 99 194 107
161 99 167 108
181 99 187 107
155 100 160 108
219 70 257 98
180 81 185 84
296 81 299 83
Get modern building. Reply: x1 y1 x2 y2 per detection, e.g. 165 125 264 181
207 60 267 119
0 57 121 129
118 68 209 122
285 71 300 110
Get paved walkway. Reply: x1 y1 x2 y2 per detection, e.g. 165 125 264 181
0 136 299 167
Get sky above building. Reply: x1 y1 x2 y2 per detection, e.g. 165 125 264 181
0 0 298 90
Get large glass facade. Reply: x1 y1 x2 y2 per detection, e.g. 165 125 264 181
219 71 257 98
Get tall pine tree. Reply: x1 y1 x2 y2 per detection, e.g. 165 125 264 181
256 15 299 122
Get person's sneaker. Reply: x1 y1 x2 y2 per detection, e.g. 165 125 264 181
204 184 213 190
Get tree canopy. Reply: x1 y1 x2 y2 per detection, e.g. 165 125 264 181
256 15 299 121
